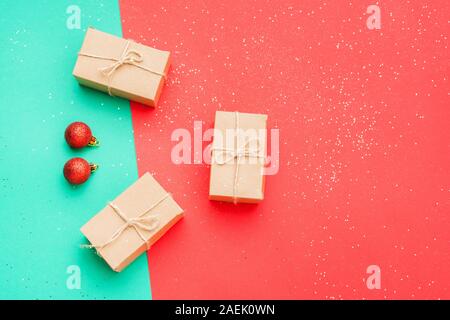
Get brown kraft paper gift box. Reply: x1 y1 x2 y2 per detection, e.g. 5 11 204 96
81 172 183 272
73 27 170 107
209 111 268 203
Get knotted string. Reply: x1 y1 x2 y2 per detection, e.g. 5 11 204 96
81 193 170 251
78 40 167 96
211 112 265 204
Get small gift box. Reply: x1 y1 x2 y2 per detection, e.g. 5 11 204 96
73 27 170 107
209 111 268 203
81 172 183 272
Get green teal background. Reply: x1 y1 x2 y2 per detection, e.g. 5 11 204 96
0 0 151 299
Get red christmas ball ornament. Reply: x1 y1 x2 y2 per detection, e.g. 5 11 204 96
63 157 98 185
65 122 99 149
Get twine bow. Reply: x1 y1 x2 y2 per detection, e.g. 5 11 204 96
78 40 167 96
211 112 265 204
212 139 262 165
82 193 170 251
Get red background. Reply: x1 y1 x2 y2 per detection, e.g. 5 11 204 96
120 0 449 299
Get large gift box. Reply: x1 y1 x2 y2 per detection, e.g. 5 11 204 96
73 27 170 107
81 172 183 272
209 111 268 203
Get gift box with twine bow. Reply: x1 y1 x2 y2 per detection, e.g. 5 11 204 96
73 27 170 107
209 111 268 203
81 172 184 272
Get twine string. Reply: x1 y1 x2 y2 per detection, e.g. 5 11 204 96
211 112 265 204
78 40 167 96
81 193 170 251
